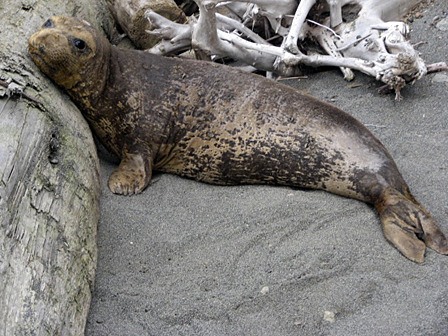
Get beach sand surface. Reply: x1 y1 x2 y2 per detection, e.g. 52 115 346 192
86 3 448 335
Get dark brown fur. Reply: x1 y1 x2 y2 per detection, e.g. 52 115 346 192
29 16 448 262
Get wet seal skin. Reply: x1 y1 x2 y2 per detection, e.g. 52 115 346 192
29 16 448 263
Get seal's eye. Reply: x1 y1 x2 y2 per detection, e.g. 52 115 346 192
72 38 87 51
43 19 53 28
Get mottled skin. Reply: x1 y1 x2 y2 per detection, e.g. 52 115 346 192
29 16 447 263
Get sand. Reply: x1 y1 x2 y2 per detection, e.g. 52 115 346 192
86 3 448 335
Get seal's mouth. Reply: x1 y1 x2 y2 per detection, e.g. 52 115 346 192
28 46 42 62
28 43 59 76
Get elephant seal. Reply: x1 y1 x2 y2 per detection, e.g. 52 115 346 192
28 16 447 263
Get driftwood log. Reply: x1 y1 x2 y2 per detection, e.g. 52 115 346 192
0 1 113 335
107 0 187 49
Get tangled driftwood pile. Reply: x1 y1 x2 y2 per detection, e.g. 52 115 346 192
108 0 447 100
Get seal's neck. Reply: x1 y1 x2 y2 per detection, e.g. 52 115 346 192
68 35 111 114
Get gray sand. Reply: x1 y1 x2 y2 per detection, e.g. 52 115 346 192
86 3 448 335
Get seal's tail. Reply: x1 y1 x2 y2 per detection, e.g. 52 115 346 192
374 187 448 263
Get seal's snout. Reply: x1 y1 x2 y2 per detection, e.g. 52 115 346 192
28 34 45 64
28 35 44 56
29 31 65 50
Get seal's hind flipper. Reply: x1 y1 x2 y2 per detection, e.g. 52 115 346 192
420 214 448 256
375 188 448 263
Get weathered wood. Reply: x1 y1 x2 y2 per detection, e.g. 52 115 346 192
0 1 113 335
107 0 187 49
142 0 432 98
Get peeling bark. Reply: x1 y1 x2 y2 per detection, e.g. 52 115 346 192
0 1 113 335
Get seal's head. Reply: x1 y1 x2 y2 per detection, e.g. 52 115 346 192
28 16 107 91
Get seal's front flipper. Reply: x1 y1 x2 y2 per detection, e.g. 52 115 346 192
375 188 448 263
108 152 152 195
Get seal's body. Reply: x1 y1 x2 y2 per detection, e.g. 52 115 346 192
85 47 397 202
29 16 447 262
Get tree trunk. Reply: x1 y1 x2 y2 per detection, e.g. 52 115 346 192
0 1 113 335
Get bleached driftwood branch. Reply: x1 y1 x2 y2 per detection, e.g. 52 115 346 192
115 0 441 99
